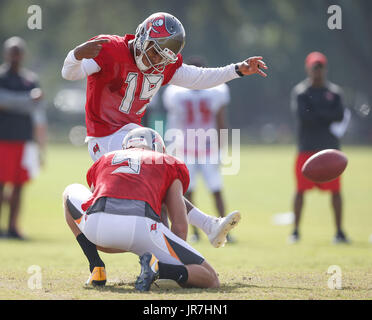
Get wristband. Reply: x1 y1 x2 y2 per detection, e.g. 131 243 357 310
235 64 244 77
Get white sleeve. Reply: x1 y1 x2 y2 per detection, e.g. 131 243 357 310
61 50 101 81
168 63 240 90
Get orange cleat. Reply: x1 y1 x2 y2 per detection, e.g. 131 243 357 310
85 266 107 287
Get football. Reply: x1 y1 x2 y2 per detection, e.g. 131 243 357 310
301 149 348 183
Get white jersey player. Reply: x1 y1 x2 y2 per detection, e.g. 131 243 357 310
162 57 234 243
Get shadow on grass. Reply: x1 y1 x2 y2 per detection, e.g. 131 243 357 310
320 241 372 249
83 281 312 295
84 282 136 294
219 282 312 292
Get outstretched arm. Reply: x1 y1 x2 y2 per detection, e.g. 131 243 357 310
236 56 268 77
169 56 268 90
61 38 109 80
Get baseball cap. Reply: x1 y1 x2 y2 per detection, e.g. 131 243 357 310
305 51 327 69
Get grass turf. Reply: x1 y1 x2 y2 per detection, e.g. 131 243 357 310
0 144 371 300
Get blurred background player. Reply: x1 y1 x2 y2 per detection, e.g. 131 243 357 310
0 36 47 239
289 51 350 244
163 56 234 243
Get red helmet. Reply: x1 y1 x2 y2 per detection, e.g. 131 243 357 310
133 12 186 73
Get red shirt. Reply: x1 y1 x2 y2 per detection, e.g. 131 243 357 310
85 34 183 138
81 148 190 216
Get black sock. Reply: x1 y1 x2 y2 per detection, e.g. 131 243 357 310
158 262 188 284
76 233 105 272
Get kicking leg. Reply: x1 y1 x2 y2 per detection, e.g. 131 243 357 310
213 190 235 243
184 197 240 248
185 162 240 247
184 191 200 242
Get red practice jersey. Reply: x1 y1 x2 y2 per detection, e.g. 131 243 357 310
81 148 190 216
85 34 183 138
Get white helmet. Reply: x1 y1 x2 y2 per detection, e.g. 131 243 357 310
122 127 166 153
133 12 185 73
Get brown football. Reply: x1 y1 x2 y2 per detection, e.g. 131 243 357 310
301 149 348 183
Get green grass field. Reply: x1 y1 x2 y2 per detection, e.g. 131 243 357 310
0 144 371 300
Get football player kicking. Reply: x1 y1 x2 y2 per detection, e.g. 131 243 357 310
63 128 223 290
61 12 267 281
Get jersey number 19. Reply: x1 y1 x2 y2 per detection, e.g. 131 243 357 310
119 73 164 115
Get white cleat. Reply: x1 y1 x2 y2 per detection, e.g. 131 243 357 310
208 211 241 248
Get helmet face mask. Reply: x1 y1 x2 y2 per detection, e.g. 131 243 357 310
122 127 166 154
133 12 185 73
138 40 167 73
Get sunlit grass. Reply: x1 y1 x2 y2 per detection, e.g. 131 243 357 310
0 144 371 299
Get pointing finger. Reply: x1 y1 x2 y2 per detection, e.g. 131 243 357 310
258 61 268 69
247 56 263 62
257 69 267 77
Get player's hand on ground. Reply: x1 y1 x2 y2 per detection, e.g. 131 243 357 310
237 56 268 77
73 38 110 60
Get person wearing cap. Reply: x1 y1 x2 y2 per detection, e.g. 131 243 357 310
289 51 350 244
0 36 47 239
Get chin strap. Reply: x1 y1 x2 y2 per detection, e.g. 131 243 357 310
134 47 151 72
136 57 150 72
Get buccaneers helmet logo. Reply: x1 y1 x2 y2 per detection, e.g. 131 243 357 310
93 143 100 155
147 15 172 38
